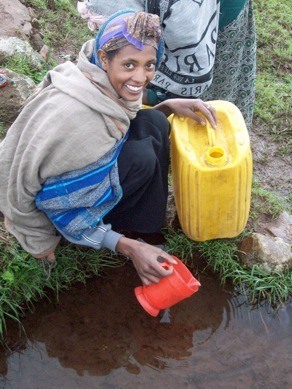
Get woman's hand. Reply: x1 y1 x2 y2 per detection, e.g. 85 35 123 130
116 237 177 286
154 98 217 129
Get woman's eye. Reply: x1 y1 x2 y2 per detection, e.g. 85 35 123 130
146 63 155 70
124 63 134 69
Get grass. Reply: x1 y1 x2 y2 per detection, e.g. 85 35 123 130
2 56 50 84
0 0 291 338
165 229 291 307
23 0 93 54
250 180 288 220
1 1 92 85
0 223 126 335
0 123 8 140
253 0 292 149
195 239 291 306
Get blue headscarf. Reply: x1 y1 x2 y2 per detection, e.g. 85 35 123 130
91 10 164 69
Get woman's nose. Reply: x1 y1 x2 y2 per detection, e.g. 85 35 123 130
132 68 147 84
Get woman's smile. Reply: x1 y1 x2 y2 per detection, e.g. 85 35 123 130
125 84 144 93
99 44 157 101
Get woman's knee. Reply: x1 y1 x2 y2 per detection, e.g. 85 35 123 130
133 109 170 138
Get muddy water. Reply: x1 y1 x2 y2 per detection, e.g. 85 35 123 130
0 262 291 388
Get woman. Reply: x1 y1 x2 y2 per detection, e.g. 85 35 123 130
78 0 256 129
78 0 220 102
0 11 216 286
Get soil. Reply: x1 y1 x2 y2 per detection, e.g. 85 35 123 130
250 119 291 203
248 116 291 239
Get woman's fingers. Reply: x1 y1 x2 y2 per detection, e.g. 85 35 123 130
156 252 177 265
204 103 218 127
140 276 151 286
135 254 176 285
188 101 217 129
125 238 179 285
158 98 218 128
152 261 173 276
139 273 160 285
139 263 173 286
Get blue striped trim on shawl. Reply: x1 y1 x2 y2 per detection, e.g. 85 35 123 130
35 134 128 239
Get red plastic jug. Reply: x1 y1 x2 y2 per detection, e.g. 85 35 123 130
134 256 201 317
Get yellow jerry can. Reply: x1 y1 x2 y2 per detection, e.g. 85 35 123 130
170 100 253 241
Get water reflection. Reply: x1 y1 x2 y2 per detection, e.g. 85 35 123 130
0 263 291 388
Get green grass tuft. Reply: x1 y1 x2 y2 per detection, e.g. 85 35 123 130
36 0 92 52
253 0 292 146
0 223 126 338
0 122 8 140
250 180 287 220
2 56 51 84
165 228 291 307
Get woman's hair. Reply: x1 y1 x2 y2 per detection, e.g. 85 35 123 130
91 10 164 69
102 48 120 62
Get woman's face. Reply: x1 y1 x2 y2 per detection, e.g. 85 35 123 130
98 45 157 101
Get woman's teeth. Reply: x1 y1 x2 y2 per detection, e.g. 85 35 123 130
126 85 143 92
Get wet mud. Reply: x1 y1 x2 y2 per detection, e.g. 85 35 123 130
0 262 291 388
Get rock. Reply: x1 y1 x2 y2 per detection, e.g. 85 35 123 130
239 233 292 273
31 17 41 30
59 54 75 62
30 32 44 52
0 36 43 70
0 0 32 39
39 45 50 62
264 212 292 244
0 68 35 124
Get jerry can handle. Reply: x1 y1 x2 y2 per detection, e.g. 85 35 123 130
207 125 216 147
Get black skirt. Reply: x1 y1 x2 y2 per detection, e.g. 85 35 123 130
104 109 170 233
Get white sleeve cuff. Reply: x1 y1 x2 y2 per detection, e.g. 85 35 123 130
101 229 124 252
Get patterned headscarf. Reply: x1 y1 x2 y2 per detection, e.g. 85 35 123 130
92 10 164 69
